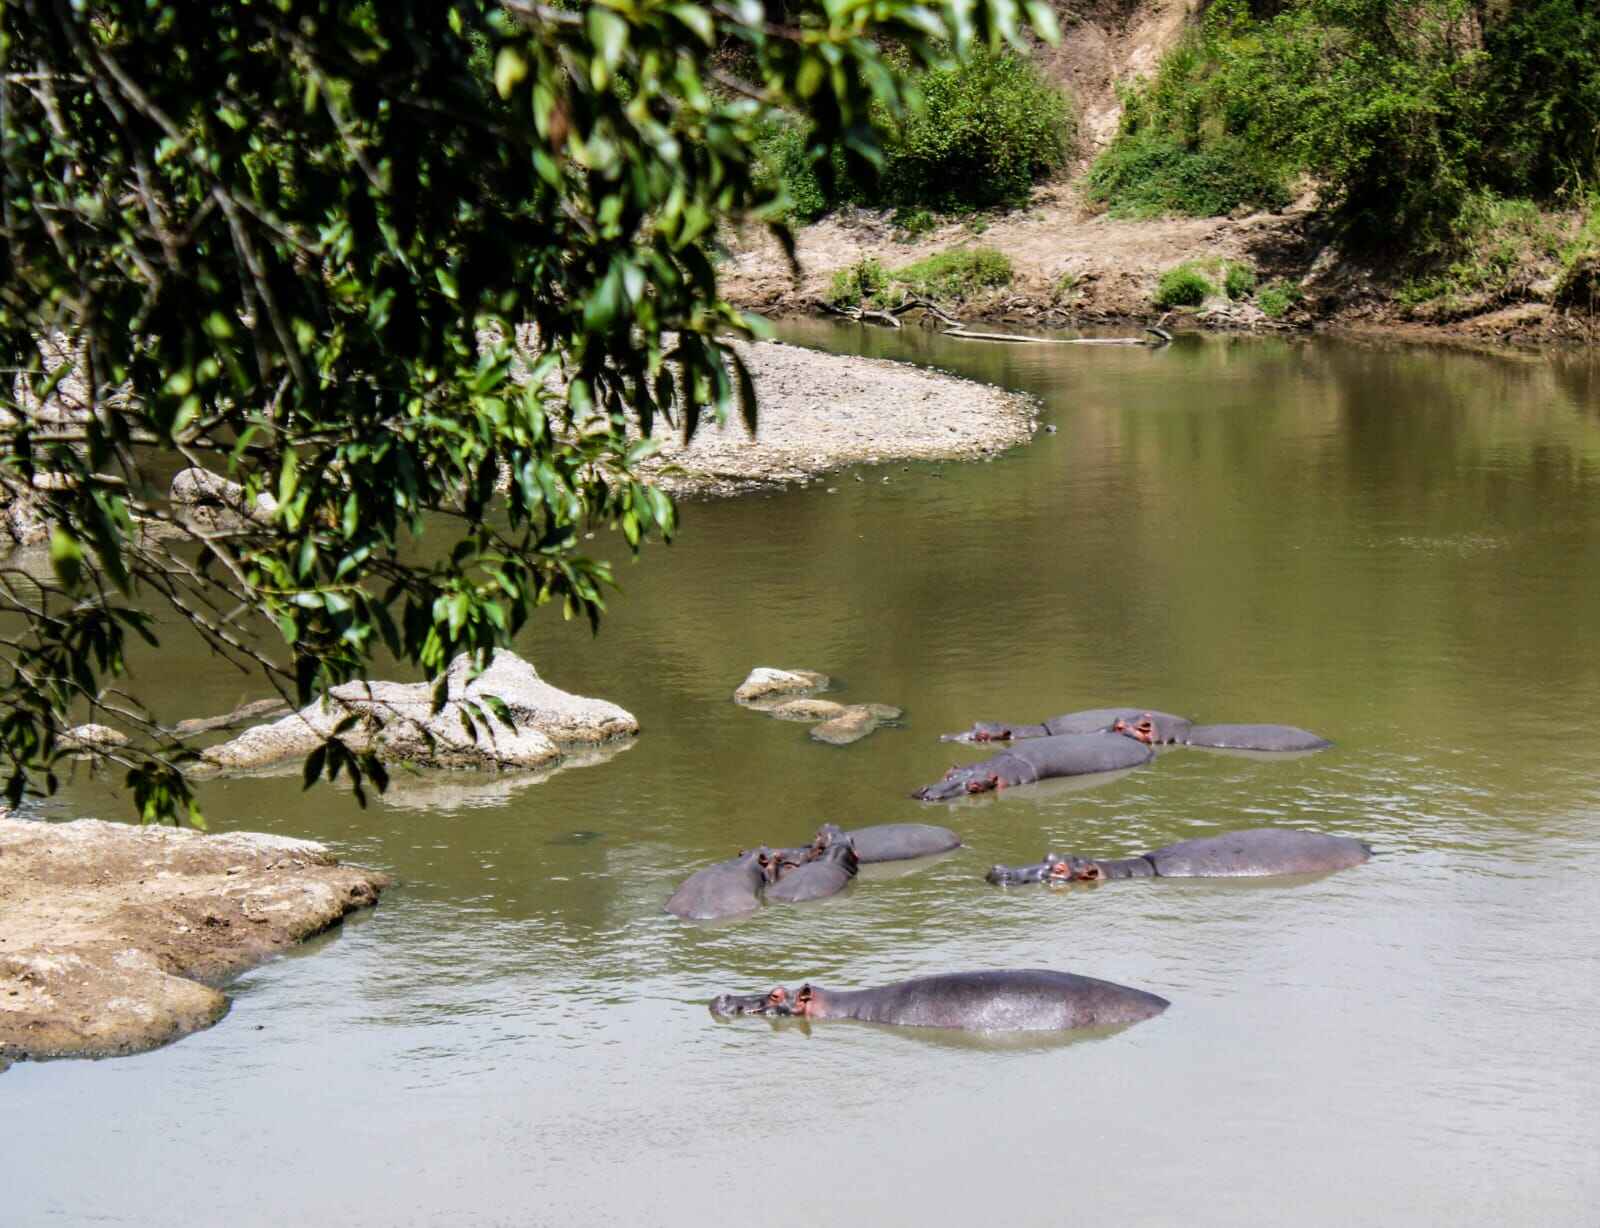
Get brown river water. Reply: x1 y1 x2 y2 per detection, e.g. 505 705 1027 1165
9 324 1600 1225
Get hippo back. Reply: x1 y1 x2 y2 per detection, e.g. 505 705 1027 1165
1044 708 1193 743
845 823 961 863
1146 828 1370 877
833 969 1169 1031
1007 732 1154 777
664 852 766 919
1183 723 1331 751
766 843 858 903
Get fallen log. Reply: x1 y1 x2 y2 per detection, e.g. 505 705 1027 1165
940 328 1165 346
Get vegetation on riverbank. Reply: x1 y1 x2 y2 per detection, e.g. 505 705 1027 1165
1088 0 1600 306
756 48 1071 220
826 247 1015 309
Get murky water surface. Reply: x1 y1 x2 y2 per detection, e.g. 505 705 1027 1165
10 326 1600 1225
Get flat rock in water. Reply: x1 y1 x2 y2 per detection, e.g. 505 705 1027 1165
810 705 891 746
0 816 389 1062
767 697 848 722
733 667 831 704
200 650 635 772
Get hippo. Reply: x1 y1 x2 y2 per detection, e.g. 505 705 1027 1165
913 732 1154 801
766 839 859 903
845 823 962 862
986 828 1372 885
1178 724 1332 752
941 707 1193 746
664 848 769 920
665 822 960 919
710 969 1169 1032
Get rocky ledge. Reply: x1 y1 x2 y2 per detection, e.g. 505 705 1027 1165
0 816 390 1064
200 650 637 773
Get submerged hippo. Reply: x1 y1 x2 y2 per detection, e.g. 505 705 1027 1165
942 707 1330 754
665 822 961 919
913 732 1153 801
711 969 1169 1032
664 848 769 920
845 823 962 862
942 707 1193 746
1178 723 1332 752
987 828 1372 885
766 839 859 903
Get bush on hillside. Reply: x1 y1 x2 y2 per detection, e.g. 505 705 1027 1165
894 247 1014 301
1091 0 1600 247
759 50 1072 218
1153 263 1214 308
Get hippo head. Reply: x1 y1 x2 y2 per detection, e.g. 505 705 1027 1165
939 722 1013 745
914 766 1001 802
985 855 1106 885
710 986 797 1018
1111 714 1159 746
809 823 847 855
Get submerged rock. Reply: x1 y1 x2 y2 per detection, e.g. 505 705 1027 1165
169 467 278 527
733 667 830 703
767 697 848 722
0 816 389 1062
810 704 905 746
735 666 901 747
200 650 636 773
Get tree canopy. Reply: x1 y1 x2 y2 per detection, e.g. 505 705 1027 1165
0 0 1057 823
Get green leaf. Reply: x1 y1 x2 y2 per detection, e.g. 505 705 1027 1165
49 528 84 590
494 47 528 99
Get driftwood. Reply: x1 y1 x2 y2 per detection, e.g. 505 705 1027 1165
940 327 1170 346
820 294 960 328
819 301 901 328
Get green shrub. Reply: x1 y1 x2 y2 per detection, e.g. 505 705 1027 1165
826 258 891 308
1256 279 1302 319
1154 263 1214 308
1397 192 1566 309
824 49 1070 214
1090 0 1600 244
1223 261 1256 300
755 49 1072 221
894 246 1013 301
753 120 830 222
892 207 938 240
1087 130 1291 219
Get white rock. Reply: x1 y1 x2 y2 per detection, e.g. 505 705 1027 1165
733 667 830 703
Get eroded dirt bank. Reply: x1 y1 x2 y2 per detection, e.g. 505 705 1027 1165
721 188 1597 349
0 816 389 1065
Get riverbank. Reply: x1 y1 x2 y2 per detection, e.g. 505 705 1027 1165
0 816 389 1064
720 187 1598 350
637 337 1040 497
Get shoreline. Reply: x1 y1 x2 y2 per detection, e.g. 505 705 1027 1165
636 336 1041 498
719 192 1599 354
0 816 390 1064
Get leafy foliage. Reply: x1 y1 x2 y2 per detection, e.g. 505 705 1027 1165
826 258 892 309
1092 0 1600 243
1154 264 1215 308
893 247 1014 301
825 246 1012 309
0 0 1057 823
759 47 1070 218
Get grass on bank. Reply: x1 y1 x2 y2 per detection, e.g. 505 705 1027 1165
826 247 1014 309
